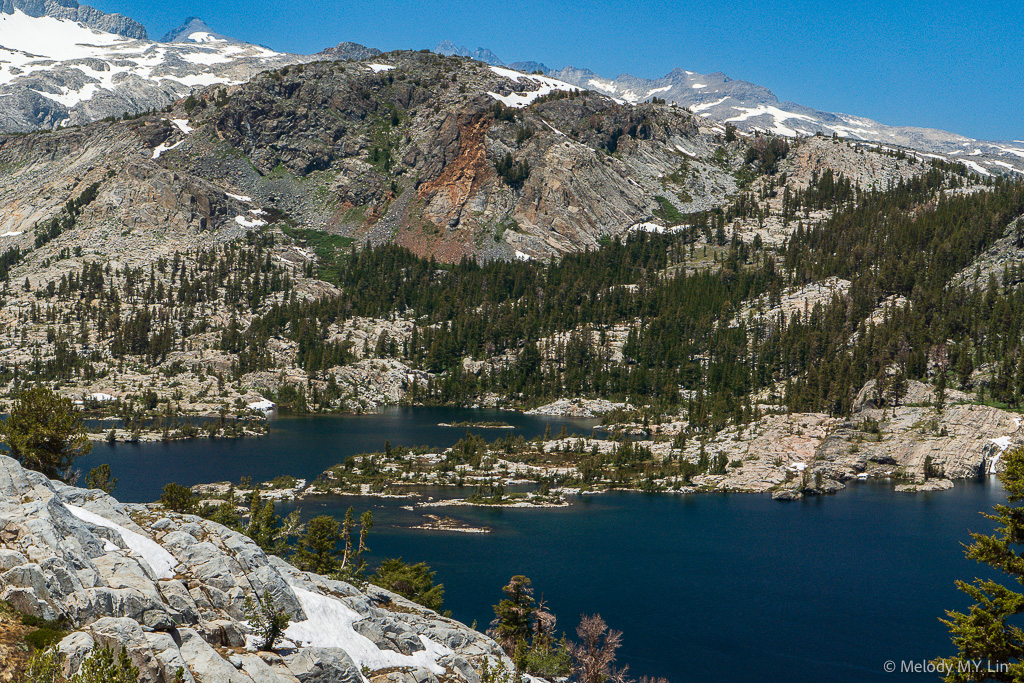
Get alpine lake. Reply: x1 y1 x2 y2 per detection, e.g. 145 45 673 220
78 407 1006 682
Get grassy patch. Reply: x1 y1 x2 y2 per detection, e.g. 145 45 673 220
281 225 354 283
652 195 685 225
339 204 368 225
268 163 293 179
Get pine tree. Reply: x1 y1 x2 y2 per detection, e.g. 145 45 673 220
937 445 1024 680
340 506 355 568
243 590 291 651
489 575 535 655
294 515 341 575
1 386 92 482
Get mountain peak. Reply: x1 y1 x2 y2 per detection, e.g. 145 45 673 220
433 41 504 66
315 41 382 61
434 40 463 56
161 16 240 44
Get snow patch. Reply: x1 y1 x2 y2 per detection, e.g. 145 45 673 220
691 83 707 89
996 146 1024 159
170 118 193 134
725 105 815 137
226 193 252 202
170 72 241 87
247 399 275 411
514 250 532 261
0 9 127 62
234 215 267 228
629 222 686 234
962 160 991 176
65 504 176 579
181 51 232 65
991 160 1024 173
367 63 395 73
989 436 1015 474
187 32 224 43
33 84 101 107
86 392 115 402
151 140 183 159
1 230 23 237
487 65 578 108
690 97 728 113
284 586 453 673
991 436 1013 451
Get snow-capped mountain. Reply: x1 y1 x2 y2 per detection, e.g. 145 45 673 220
433 41 1024 176
543 65 1024 176
160 16 245 45
0 0 309 131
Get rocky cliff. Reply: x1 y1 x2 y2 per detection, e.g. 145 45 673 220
0 0 147 39
0 50 742 262
0 454 513 682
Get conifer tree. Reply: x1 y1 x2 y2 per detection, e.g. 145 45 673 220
489 575 535 654
937 445 1024 680
1 386 91 482
294 515 341 575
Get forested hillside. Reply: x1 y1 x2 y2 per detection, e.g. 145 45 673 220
0 51 1022 492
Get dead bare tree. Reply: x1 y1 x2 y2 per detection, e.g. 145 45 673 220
570 614 629 683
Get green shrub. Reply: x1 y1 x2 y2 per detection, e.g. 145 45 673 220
496 153 530 187
243 590 291 651
160 482 197 513
24 627 65 650
370 558 446 612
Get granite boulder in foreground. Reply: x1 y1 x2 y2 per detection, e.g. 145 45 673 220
0 455 513 682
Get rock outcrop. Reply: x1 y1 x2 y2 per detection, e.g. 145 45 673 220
316 42 384 62
0 0 148 39
0 455 513 682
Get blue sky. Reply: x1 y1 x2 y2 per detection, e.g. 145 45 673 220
91 0 1022 141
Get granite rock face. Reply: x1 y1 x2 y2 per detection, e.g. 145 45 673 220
0 51 740 264
0 0 147 39
0 455 514 683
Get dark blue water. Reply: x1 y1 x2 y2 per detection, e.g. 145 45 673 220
79 407 596 503
280 480 1004 683
79 409 1006 682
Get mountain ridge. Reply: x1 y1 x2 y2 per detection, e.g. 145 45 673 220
431 41 1024 175
0 1 1019 176
0 0 147 38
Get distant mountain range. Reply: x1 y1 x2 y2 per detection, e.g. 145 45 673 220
0 0 1019 175
431 42 1024 177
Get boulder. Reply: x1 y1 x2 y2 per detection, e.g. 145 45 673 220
0 455 517 683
